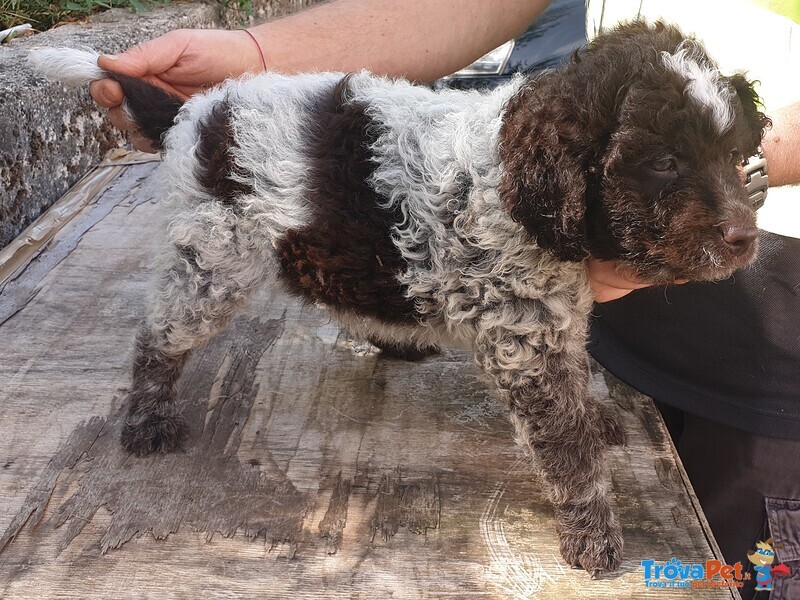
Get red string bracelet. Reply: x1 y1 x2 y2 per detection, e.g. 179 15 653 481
242 29 267 71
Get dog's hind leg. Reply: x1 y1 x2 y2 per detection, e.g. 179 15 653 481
121 209 270 456
474 300 623 574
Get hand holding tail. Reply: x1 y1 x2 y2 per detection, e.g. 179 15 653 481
28 46 185 151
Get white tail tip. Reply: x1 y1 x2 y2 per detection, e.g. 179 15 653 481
27 47 105 87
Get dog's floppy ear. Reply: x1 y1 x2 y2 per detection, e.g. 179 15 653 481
498 77 594 262
727 74 772 152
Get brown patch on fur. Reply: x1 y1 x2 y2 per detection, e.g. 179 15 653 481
276 76 417 325
499 75 592 262
194 101 254 202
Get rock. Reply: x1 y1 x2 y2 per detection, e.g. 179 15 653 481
0 1 313 249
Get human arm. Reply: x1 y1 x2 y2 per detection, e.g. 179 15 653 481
243 0 550 81
761 101 800 187
90 0 551 149
585 260 659 303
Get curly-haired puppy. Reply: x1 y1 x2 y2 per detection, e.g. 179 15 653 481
30 21 768 573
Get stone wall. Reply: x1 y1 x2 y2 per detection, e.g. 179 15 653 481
0 0 315 249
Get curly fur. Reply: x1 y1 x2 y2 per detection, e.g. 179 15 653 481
32 21 769 574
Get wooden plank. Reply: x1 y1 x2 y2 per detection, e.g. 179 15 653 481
0 158 161 325
0 162 735 598
0 150 158 289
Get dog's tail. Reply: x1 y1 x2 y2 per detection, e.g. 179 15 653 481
28 47 184 150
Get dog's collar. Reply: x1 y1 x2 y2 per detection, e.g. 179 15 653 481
744 147 769 210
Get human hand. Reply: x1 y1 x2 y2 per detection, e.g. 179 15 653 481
587 258 686 303
89 29 264 152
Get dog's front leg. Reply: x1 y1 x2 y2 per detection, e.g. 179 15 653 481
474 305 623 574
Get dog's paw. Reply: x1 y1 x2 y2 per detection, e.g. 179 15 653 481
121 411 188 456
559 523 624 575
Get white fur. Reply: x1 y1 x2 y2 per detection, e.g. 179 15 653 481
661 44 735 133
27 47 105 87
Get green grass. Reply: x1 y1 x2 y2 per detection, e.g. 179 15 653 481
1 0 152 32
0 0 257 35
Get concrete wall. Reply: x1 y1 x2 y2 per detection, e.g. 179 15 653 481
0 1 314 249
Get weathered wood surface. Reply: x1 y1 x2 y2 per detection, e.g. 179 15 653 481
0 156 735 598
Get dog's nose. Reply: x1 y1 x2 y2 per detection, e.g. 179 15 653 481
720 224 758 255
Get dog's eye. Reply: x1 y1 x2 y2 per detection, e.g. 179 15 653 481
730 149 744 165
651 157 677 172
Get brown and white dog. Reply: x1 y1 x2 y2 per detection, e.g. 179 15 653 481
30 21 768 574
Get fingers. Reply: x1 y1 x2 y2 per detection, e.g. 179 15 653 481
586 259 690 303
89 79 123 108
587 259 651 303
588 259 648 286
107 107 134 131
89 31 192 152
89 68 141 146
97 30 190 78
90 30 191 112
91 85 142 143
590 281 640 303
106 108 158 153
130 131 158 154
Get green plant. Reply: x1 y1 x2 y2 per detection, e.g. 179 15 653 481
219 0 253 21
1 0 153 31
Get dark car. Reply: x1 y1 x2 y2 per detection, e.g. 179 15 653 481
436 0 586 90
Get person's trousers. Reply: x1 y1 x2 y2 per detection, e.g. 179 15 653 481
659 404 800 600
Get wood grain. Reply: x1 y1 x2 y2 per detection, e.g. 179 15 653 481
0 157 737 598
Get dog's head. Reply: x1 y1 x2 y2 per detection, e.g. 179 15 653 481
498 21 770 282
